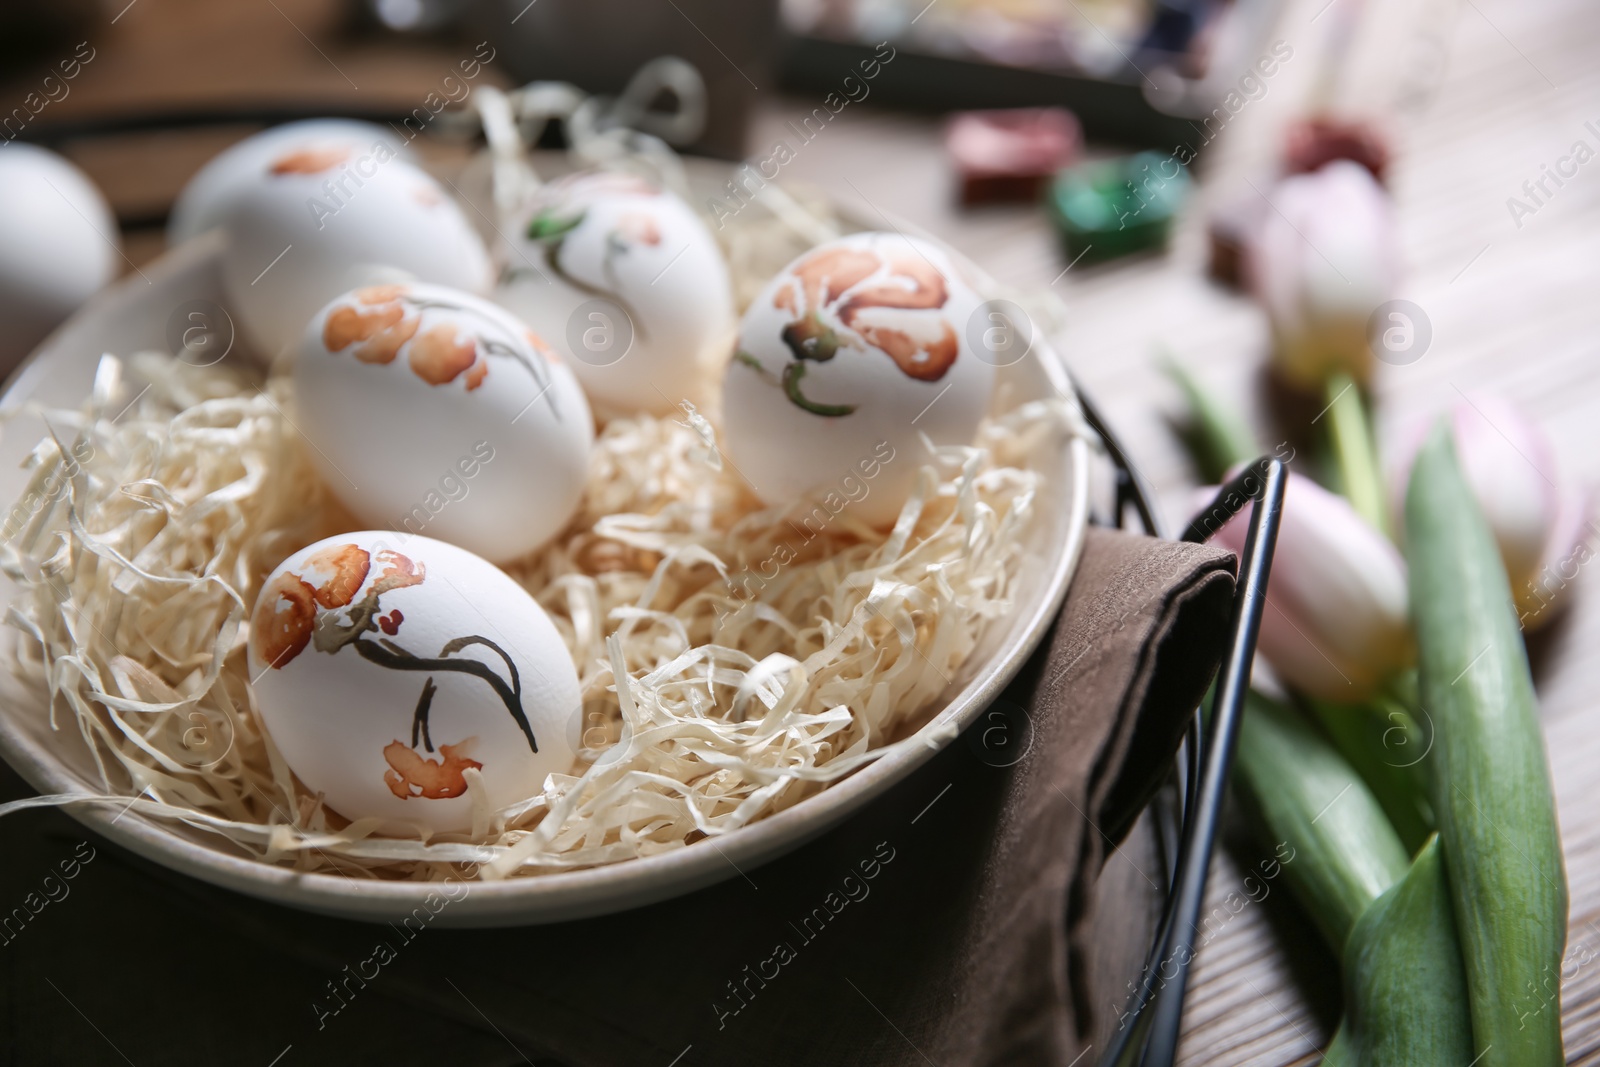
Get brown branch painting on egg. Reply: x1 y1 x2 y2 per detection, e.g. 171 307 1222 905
736 246 962 417
320 285 562 419
252 543 539 802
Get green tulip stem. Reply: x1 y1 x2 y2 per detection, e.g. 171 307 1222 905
1307 696 1434 855
1324 372 1388 535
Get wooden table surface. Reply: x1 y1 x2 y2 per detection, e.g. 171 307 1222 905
6 0 1598 1063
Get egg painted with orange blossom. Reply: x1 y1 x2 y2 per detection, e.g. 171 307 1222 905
248 532 580 833
296 283 592 563
720 232 996 527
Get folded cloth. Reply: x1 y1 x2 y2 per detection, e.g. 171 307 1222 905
0 528 1234 1066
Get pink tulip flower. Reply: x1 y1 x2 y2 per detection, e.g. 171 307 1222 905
1392 394 1594 628
1194 469 1412 700
1248 161 1400 388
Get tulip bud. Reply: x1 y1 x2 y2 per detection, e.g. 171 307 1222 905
1194 470 1411 700
1392 393 1593 627
1521 486 1597 629
1247 161 1399 388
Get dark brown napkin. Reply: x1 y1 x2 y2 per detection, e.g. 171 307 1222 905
0 528 1233 1067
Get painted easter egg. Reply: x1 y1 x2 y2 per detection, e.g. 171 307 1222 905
496 170 734 415
247 532 580 833
296 282 593 563
720 232 996 526
219 147 491 361
168 119 412 245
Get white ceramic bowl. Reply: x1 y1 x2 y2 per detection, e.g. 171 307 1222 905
0 224 1089 928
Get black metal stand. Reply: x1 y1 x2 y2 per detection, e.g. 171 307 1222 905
1076 387 1286 1067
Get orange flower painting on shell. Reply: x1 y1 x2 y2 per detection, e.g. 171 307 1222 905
319 286 561 411
383 740 481 800
251 543 541 803
269 145 352 176
737 244 963 417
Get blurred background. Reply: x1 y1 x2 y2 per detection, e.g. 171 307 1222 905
1 0 1596 1061
0 0 1284 248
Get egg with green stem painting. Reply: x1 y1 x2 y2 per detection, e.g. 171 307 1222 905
494 170 734 417
248 532 580 834
296 283 592 563
720 232 996 527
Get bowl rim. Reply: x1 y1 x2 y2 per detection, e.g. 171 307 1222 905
0 228 1090 925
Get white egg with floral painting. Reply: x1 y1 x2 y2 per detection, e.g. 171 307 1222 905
495 170 734 416
219 149 492 361
167 119 412 245
248 533 579 834
296 283 592 563
720 232 996 527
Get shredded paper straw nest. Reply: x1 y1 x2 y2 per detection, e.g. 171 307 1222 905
0 216 1078 884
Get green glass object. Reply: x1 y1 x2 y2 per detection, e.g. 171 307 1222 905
1048 150 1191 263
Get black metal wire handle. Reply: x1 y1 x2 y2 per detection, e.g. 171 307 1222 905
1075 387 1287 1067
